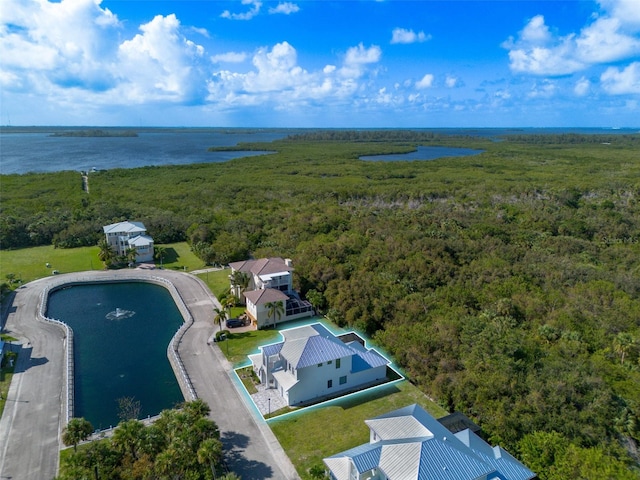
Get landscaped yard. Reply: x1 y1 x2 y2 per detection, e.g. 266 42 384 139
219 318 447 479
270 379 448 479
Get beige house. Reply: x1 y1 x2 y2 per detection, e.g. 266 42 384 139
229 257 314 328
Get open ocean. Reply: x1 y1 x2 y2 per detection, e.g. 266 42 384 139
1 127 637 175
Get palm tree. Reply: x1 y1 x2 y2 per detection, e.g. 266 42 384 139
223 295 238 315
182 398 212 420
613 332 635 365
213 306 228 331
97 239 115 269
62 417 94 452
125 247 138 266
265 300 284 329
154 246 166 268
197 437 223 479
112 419 144 461
230 271 250 304
219 474 241 480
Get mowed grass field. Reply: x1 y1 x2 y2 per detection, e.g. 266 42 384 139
0 242 206 285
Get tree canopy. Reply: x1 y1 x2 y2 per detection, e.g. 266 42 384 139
5 131 640 478
57 399 224 480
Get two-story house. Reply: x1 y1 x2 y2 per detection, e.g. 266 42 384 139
229 257 314 328
249 323 390 406
102 221 154 263
323 404 535 480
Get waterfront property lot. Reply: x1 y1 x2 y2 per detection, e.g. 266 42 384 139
0 242 206 285
270 380 447 479
221 318 447 479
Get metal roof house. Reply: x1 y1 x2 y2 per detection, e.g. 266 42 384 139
229 257 313 328
249 323 390 406
103 221 154 263
324 404 535 480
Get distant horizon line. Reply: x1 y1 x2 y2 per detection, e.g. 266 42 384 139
2 125 639 130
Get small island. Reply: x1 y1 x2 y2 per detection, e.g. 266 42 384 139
49 129 138 137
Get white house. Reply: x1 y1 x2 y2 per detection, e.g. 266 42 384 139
249 323 390 406
103 221 154 263
324 404 536 480
229 257 313 328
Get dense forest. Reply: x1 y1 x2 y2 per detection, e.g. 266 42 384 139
2 131 640 478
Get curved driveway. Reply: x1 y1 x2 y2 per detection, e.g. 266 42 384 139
0 269 298 480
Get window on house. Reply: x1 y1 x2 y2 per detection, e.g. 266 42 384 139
336 358 341 369
327 379 333 388
340 376 347 385
328 360 332 364
317 363 322 367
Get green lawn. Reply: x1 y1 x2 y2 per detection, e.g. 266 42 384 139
270 380 448 479
195 268 232 299
0 242 206 285
0 245 101 284
156 242 207 272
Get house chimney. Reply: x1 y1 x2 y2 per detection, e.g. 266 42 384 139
285 258 293 267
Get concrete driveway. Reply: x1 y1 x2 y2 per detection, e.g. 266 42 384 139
0 269 298 480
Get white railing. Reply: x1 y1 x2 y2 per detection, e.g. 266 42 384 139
37 272 198 425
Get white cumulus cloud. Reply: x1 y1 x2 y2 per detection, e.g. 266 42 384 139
269 2 300 15
416 73 434 89
117 14 207 104
211 52 248 63
445 75 459 88
574 77 591 96
391 27 430 44
503 1 640 76
0 0 121 91
221 0 262 20
601 62 640 94
339 43 382 79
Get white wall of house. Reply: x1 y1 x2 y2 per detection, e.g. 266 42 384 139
285 355 353 405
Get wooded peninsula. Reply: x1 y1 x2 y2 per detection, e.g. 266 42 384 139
2 130 639 478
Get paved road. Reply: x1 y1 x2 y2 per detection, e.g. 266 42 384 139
0 277 66 480
0 269 298 480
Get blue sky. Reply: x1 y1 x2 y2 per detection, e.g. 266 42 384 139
1 0 639 127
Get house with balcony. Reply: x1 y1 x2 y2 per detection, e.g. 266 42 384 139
323 404 535 480
102 221 154 263
249 323 390 406
229 257 314 328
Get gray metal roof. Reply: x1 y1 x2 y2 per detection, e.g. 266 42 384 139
282 335 354 369
103 220 146 234
128 235 153 247
366 415 433 442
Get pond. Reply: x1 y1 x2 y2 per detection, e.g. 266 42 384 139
47 282 184 429
360 145 484 162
